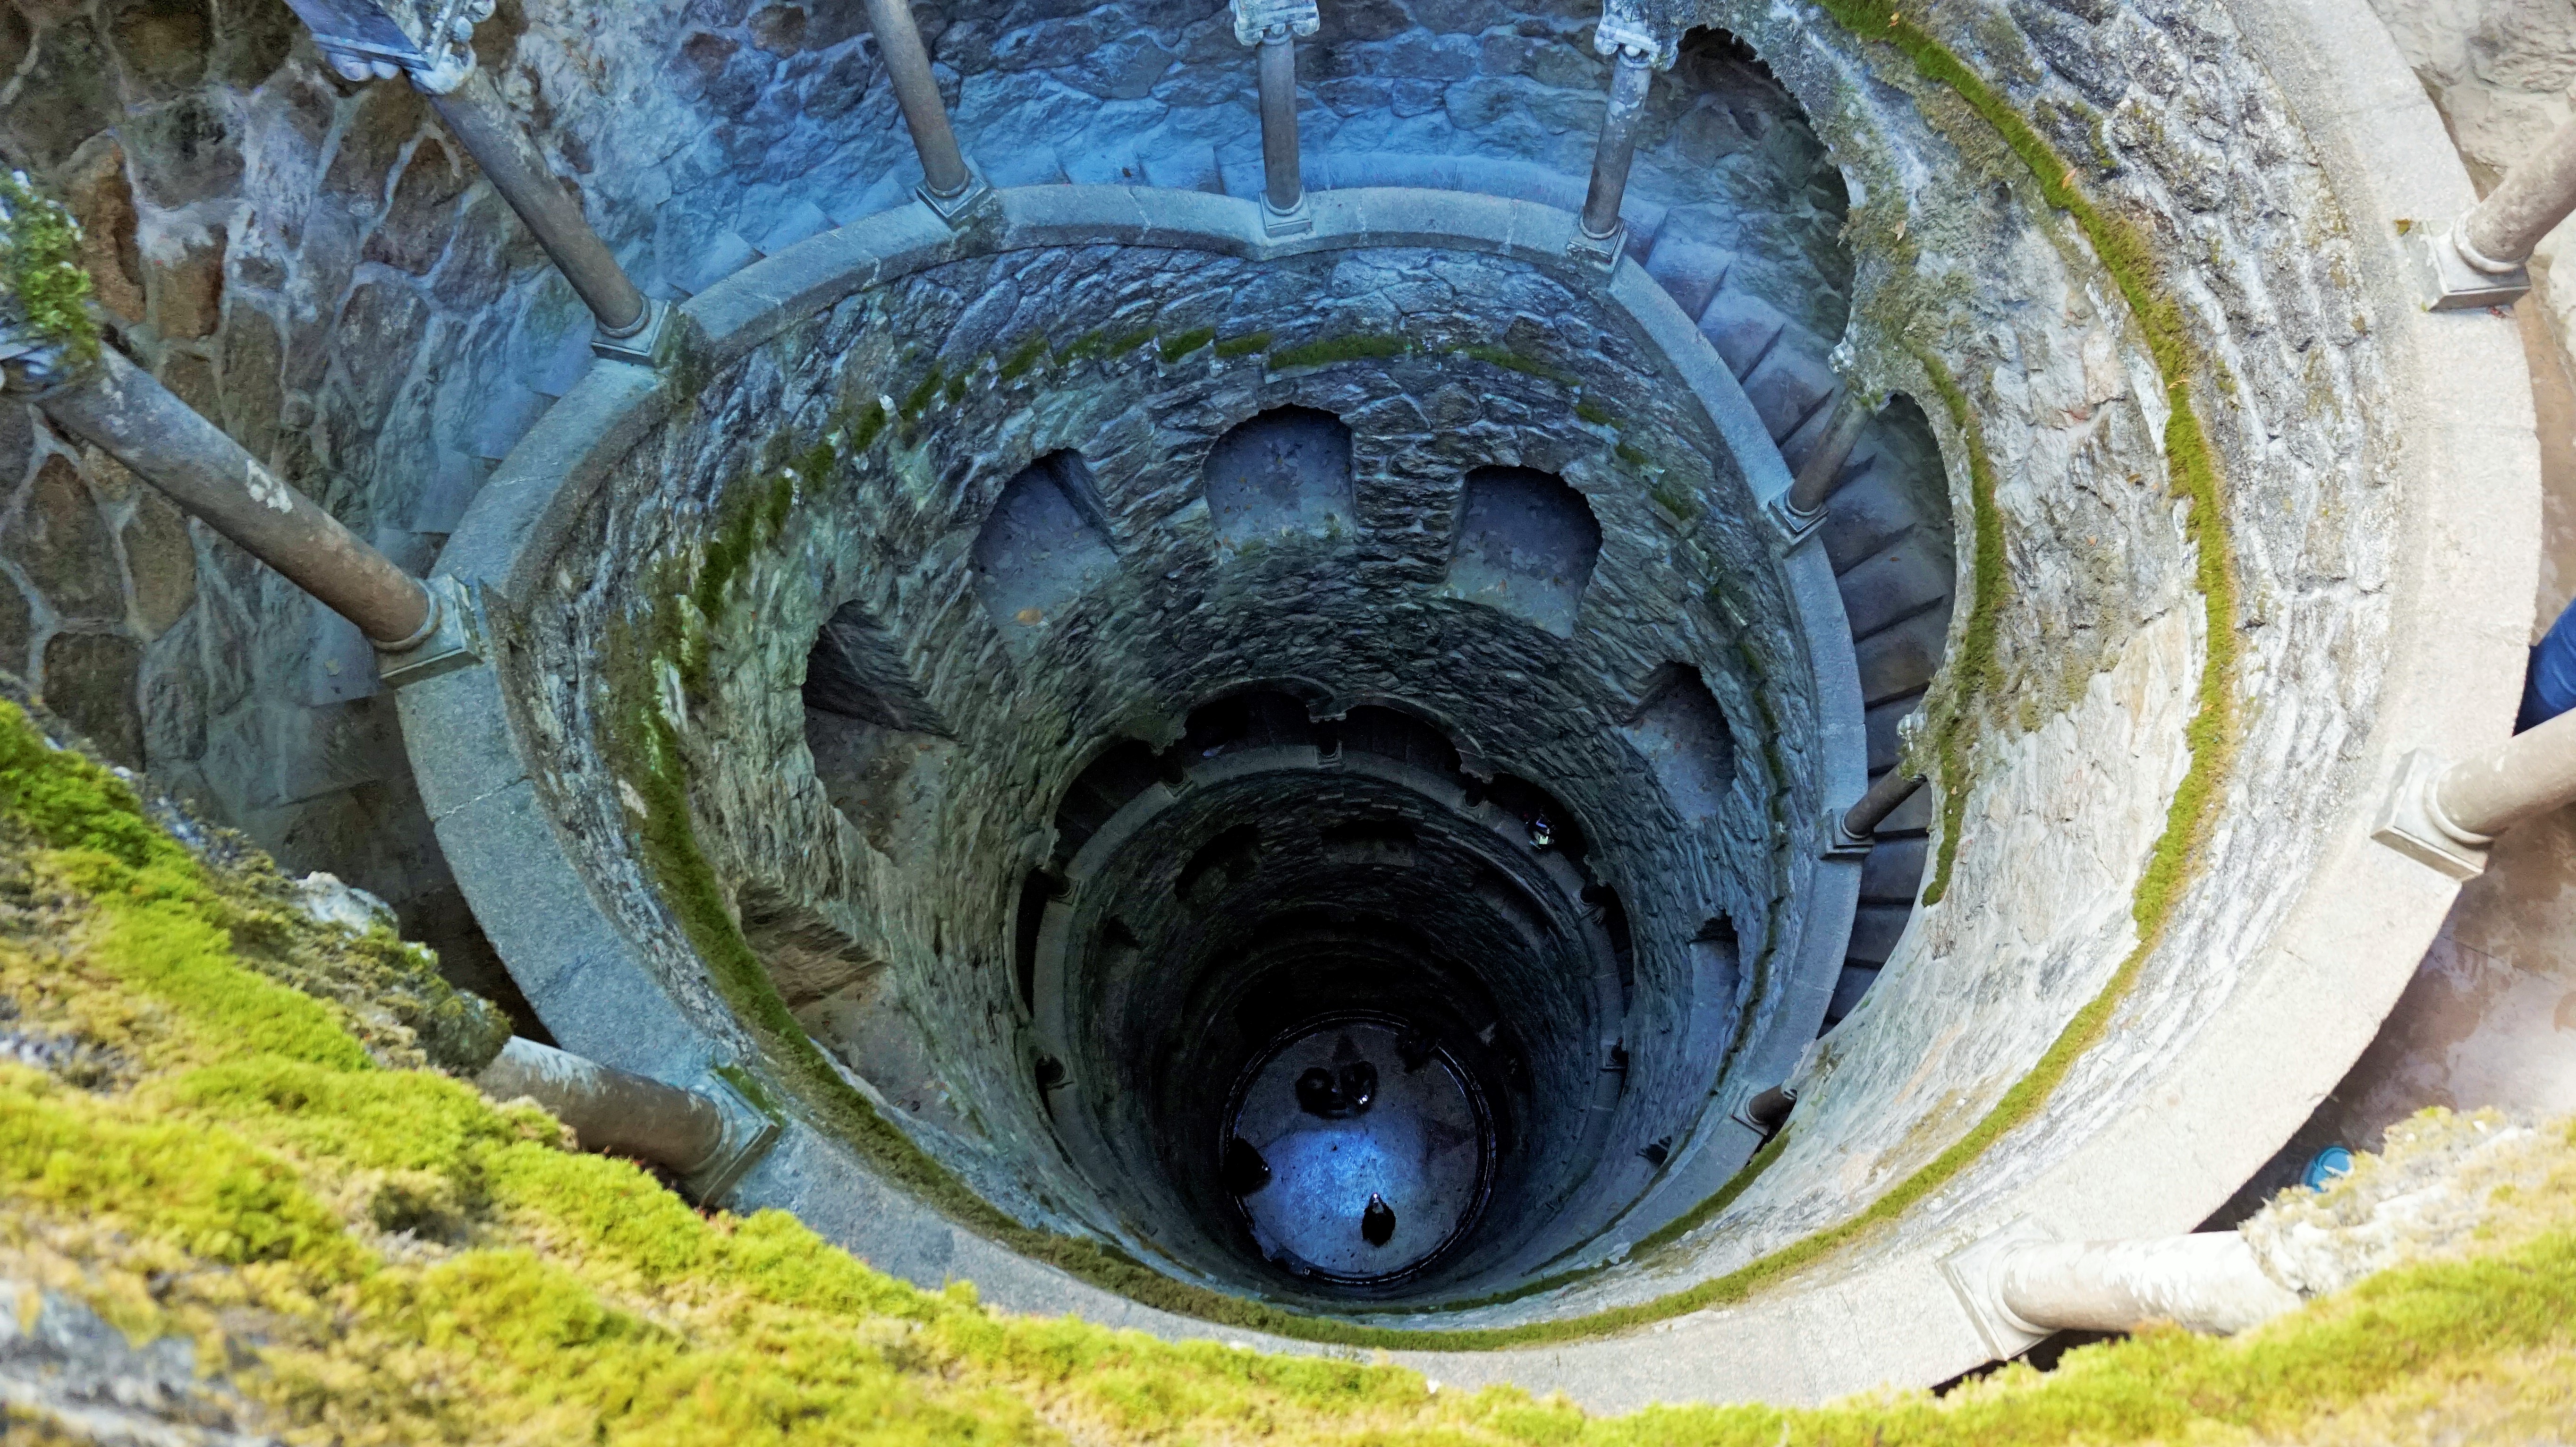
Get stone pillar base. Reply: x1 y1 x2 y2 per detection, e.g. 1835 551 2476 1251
2411 225 2529 311
1261 195 1313 237
919 170 997 229
1565 220 1624 274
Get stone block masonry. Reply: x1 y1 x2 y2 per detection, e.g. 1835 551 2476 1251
0 0 1859 1005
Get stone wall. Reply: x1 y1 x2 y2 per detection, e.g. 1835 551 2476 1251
0 0 1860 1006
1525 0 2399 1314
506 234 1827 1295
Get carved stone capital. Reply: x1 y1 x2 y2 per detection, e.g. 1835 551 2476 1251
1229 0 1318 46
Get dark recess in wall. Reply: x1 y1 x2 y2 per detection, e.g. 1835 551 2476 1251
1443 467 1601 637
1202 405 1355 546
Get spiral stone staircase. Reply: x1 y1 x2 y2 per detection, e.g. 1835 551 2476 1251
0 0 2557 1411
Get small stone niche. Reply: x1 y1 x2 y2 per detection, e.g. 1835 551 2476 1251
1620 664 1738 819
970 451 1120 651
802 601 953 853
1441 467 1601 637
737 881 885 1008
1201 406 1355 547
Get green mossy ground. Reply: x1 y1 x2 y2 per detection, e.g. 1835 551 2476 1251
7 698 2576 1442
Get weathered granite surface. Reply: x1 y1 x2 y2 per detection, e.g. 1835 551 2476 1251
1546 0 2398 1316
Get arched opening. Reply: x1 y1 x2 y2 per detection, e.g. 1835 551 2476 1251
1441 467 1601 637
1203 406 1356 547
971 451 1121 651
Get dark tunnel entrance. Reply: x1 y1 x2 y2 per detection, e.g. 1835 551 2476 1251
1024 688 1645 1301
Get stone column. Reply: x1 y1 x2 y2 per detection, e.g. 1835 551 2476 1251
1573 45 1653 259
859 0 992 224
475 1037 782 1204
2374 704 2576 877
1568 0 1684 268
25 348 432 647
1769 387 1876 544
1991 1234 2301 1336
1230 0 1318 236
280 0 671 359
0 178 480 685
1826 768 1923 858
475 1037 730 1174
2415 110 2576 308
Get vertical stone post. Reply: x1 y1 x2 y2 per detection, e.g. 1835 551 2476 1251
420 71 651 342
1230 0 1319 236
279 0 673 360
1768 387 1878 544
1787 390 1877 516
859 0 992 224
1992 1234 2301 1336
1568 0 1683 270
1574 46 1652 256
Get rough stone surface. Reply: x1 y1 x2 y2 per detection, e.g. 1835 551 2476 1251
1447 0 2397 1323
0 0 1866 983
3 456 120 622
41 630 144 767
0 1278 277 1447
2243 1109 2562 1297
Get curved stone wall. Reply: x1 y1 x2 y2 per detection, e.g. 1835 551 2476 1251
455 190 1863 1314
411 0 2533 1411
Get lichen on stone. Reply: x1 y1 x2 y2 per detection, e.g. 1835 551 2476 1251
0 171 99 370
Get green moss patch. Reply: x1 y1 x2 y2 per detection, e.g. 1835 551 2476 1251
1912 349 2008 907
0 174 98 366
1158 326 1217 363
1266 332 1413 370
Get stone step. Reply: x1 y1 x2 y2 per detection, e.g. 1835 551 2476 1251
1855 605 1954 706
1823 962 1879 1027
1840 547 1957 641
1858 835 1929 904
